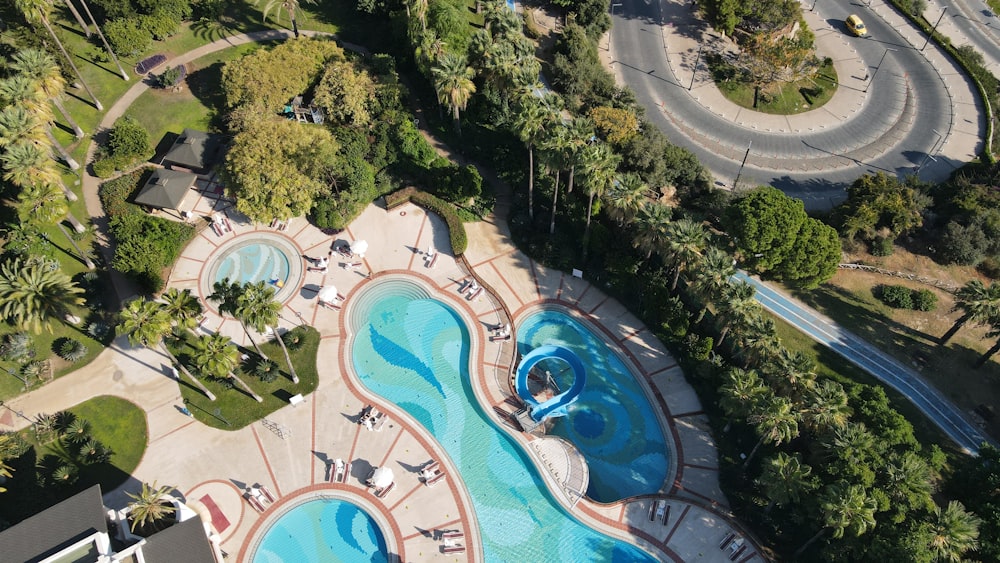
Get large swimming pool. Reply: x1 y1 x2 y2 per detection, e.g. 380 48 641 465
517 310 669 502
349 278 657 562
252 498 388 563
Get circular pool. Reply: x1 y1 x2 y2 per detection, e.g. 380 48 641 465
202 234 302 304
251 497 389 563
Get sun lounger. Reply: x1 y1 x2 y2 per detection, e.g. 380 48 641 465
719 532 735 549
730 543 746 561
211 222 223 237
425 472 446 487
442 545 466 554
653 501 666 523
648 501 657 521
468 286 483 300
375 482 395 498
661 504 670 525
331 459 346 483
441 530 464 540
426 252 439 268
423 460 440 472
371 413 387 432
245 494 265 513
260 485 276 503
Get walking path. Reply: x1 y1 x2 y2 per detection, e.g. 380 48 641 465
11 29 765 562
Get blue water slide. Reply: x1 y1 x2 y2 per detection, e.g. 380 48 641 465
515 345 587 422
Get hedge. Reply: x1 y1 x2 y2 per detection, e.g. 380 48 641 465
385 187 468 255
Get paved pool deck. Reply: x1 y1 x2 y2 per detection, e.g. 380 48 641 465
1 192 764 561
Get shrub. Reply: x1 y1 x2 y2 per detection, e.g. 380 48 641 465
254 359 280 383
107 116 153 163
56 338 88 362
99 168 149 217
978 257 1000 279
105 18 152 57
523 9 543 39
913 289 938 312
139 10 181 40
939 221 988 265
155 65 186 88
281 327 307 351
21 360 47 381
0 332 34 362
108 213 195 294
870 235 895 257
876 284 913 309
92 157 118 179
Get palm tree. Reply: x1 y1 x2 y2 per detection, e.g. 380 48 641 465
10 48 88 136
691 247 736 304
802 379 851 432
431 53 477 135
118 299 216 401
126 481 176 533
563 117 594 195
662 219 708 290
0 75 78 170
603 172 649 226
737 314 779 367
540 120 570 235
632 202 673 259
975 318 1000 368
256 0 316 38
880 451 934 520
928 501 981 562
14 0 102 110
0 257 83 334
718 367 768 420
941 280 1000 345
795 482 878 557
0 107 45 147
61 0 89 36
160 288 204 337
743 395 799 469
75 1 128 81
209 280 269 360
580 141 620 251
513 94 559 221
757 452 817 513
716 281 758 347
237 281 299 384
192 334 262 402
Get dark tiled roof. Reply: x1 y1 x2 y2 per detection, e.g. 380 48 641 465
0 485 108 563
162 129 222 171
140 516 215 563
133 168 198 210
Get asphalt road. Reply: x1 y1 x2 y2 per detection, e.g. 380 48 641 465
935 0 1000 71
611 0 956 207
735 272 995 454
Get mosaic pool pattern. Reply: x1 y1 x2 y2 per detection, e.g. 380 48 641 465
252 498 388 563
349 278 657 562
517 310 669 503
213 242 290 287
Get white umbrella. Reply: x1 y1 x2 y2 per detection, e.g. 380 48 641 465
317 286 338 303
350 240 368 256
371 466 394 489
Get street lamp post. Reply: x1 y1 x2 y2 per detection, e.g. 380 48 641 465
864 48 896 94
916 129 944 173
0 400 32 424
3 367 27 390
922 7 947 51
810 0 818 11
689 42 704 91
733 140 752 189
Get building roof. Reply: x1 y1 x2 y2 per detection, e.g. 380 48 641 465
134 168 197 210
0 484 107 563
162 129 222 171
140 516 215 563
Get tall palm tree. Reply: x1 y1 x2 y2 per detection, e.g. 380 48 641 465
880 451 934 520
632 202 673 259
76 1 129 81
744 395 799 469
0 75 78 170
209 280 269 360
718 367 768 420
757 452 817 513
14 0 102 110
256 0 316 38
192 334 262 402
603 172 649 226
237 281 299 384
737 314 779 367
160 288 203 337
126 481 176 533
795 482 878 557
580 141 620 250
563 117 594 195
662 218 708 290
514 94 559 221
61 0 89 36
941 280 1000 345
0 257 83 334
928 500 981 562
10 48 87 136
540 120 570 235
431 53 477 135
716 280 758 347
802 379 851 432
0 107 46 149
118 299 215 401
691 247 736 303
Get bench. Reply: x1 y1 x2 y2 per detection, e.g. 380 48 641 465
289 394 305 407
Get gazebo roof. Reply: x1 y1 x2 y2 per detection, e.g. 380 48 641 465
162 129 221 171
134 168 197 210
0 485 107 562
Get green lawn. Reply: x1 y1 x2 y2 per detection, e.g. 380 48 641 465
65 395 148 482
176 326 321 429
711 57 838 115
768 312 965 457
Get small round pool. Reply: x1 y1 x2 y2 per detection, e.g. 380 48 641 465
203 234 302 304
252 498 388 563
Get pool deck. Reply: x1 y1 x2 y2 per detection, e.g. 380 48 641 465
0 193 765 561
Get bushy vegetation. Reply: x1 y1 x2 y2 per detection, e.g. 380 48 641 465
92 116 154 178
874 284 937 311
95 0 191 56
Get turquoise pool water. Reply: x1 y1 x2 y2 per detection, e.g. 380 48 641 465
517 310 669 502
214 242 290 286
350 278 656 562
252 498 388 563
